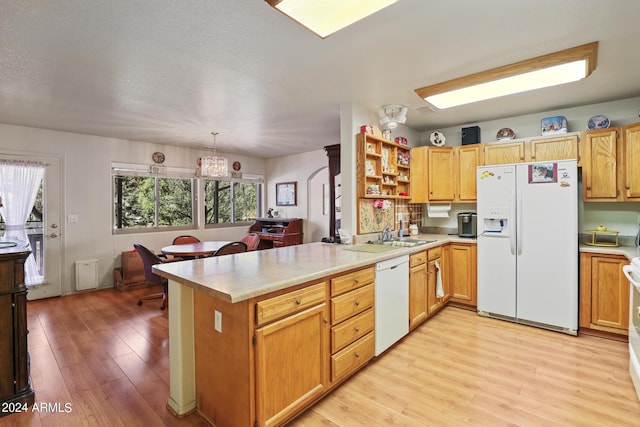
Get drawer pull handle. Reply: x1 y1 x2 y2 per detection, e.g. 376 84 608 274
354 300 360 306
295 299 301 305
354 327 360 332
355 278 359 284
354 352 360 358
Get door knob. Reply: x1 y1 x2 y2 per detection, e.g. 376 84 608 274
49 233 58 238
51 223 58 228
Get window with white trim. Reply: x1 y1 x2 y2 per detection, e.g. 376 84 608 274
112 164 196 233
204 176 263 226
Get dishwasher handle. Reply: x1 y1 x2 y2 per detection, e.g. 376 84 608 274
375 255 409 272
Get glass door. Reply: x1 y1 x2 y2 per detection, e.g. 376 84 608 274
0 154 62 299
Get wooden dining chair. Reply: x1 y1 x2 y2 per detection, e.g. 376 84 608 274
213 241 248 256
172 235 200 245
133 243 175 310
241 233 260 251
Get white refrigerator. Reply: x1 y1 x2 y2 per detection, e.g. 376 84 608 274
476 160 578 334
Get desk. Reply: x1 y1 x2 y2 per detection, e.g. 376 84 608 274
249 217 303 249
161 241 230 258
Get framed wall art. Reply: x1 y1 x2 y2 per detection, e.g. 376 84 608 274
276 181 297 206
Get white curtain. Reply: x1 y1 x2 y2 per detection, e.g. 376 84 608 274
0 160 45 285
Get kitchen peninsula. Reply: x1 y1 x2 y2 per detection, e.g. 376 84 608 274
153 236 470 427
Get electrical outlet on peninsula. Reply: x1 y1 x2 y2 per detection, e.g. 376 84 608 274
214 310 222 332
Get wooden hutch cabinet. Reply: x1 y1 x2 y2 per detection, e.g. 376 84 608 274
0 243 35 415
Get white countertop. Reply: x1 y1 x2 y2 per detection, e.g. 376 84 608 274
153 234 475 303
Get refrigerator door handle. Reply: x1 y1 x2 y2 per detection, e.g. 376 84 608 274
517 191 523 255
510 189 516 255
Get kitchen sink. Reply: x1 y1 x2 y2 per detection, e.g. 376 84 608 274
368 238 436 247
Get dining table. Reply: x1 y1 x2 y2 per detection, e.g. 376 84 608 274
161 241 231 259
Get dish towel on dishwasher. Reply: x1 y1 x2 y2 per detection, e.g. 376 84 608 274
435 260 444 298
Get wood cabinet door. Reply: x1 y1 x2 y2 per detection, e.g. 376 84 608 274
483 142 525 165
428 147 455 201
255 303 329 427
457 145 481 201
591 256 629 331
409 263 428 329
529 135 578 162
624 123 640 200
582 128 619 200
448 244 477 306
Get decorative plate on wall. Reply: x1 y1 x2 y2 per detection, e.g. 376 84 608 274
496 128 515 140
430 131 446 146
541 115 568 136
152 152 165 164
588 115 610 130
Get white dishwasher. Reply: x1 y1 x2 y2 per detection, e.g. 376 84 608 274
374 254 409 356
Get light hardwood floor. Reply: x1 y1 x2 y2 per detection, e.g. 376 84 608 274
0 287 208 427
292 307 640 426
1 288 639 426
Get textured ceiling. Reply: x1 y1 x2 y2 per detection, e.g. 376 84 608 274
1 0 640 158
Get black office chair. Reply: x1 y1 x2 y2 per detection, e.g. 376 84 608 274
134 243 173 310
213 241 248 256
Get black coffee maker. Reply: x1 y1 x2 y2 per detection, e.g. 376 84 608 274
457 212 477 237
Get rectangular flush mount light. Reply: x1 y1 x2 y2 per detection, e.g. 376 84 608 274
415 42 598 109
265 0 397 38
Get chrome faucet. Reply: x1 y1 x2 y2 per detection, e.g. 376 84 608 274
381 226 392 242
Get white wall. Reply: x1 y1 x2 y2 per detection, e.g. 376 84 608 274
416 96 640 234
0 123 266 295
423 96 640 147
338 104 423 242
265 149 330 243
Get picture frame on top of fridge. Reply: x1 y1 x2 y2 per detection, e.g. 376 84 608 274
529 163 558 184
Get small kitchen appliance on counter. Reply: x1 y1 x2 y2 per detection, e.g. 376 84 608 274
457 212 477 237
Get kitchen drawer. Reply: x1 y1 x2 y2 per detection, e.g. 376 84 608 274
255 281 326 326
331 332 374 382
331 284 374 324
331 308 374 353
330 266 374 297
428 246 442 261
410 251 427 267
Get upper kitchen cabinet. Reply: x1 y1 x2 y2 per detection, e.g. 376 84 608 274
411 145 482 203
483 134 580 166
582 127 619 201
483 141 525 165
457 145 483 202
623 123 640 200
427 146 456 201
356 133 411 200
527 134 579 162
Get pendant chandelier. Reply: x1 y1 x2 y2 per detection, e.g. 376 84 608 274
200 132 228 178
